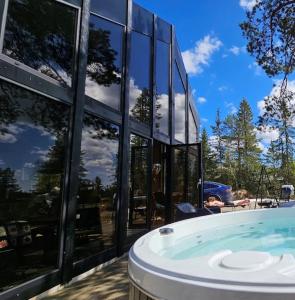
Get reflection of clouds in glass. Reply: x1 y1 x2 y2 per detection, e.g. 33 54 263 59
38 62 72 87
85 76 121 110
0 122 54 144
81 127 118 186
155 93 169 135
129 77 142 109
174 92 186 142
189 110 197 143
0 159 4 165
0 124 24 143
24 162 35 168
31 147 49 161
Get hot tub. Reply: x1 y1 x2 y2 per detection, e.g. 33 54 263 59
128 208 295 300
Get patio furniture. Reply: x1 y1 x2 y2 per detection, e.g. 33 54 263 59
175 203 220 221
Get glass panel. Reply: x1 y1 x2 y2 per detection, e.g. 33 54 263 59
127 134 149 236
187 145 200 206
129 32 152 125
91 0 127 25
3 0 77 87
0 80 69 291
132 3 153 36
85 15 123 110
74 115 119 260
152 141 166 228
172 146 186 220
174 64 186 143
189 108 198 143
155 41 169 136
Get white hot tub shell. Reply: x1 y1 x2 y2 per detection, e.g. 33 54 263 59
128 208 295 300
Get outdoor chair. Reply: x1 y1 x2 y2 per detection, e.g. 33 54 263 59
175 203 220 222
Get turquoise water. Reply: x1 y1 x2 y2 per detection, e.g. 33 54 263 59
160 218 295 260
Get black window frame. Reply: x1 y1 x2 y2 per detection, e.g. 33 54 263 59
0 0 81 90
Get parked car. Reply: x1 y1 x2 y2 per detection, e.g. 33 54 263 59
203 181 233 204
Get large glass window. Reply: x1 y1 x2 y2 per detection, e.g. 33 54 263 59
127 134 149 236
2 0 77 87
174 64 186 143
189 108 198 143
129 32 152 125
172 146 186 220
155 40 169 136
0 80 69 292
85 15 123 110
74 115 119 260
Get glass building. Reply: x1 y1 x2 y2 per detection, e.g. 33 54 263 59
0 0 201 298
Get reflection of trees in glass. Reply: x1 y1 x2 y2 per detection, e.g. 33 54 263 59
34 137 66 194
0 82 21 135
78 115 119 207
87 24 121 87
130 135 148 196
130 88 151 124
173 148 186 199
3 0 76 86
155 95 163 130
0 168 20 201
0 80 69 221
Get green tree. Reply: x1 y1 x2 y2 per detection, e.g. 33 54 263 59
240 0 295 79
236 99 262 191
201 128 216 181
258 89 295 183
211 109 225 166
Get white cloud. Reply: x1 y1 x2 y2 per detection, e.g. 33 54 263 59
197 96 207 104
225 101 237 114
257 79 295 116
182 35 222 75
192 89 197 96
218 85 228 92
255 127 280 144
248 62 263 76
229 46 246 56
239 0 259 10
256 79 295 147
201 118 208 123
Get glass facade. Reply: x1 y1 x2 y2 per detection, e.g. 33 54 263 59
129 31 152 125
155 40 170 136
174 63 186 143
0 1 200 298
189 107 198 143
0 79 69 292
74 115 119 261
85 15 123 110
3 0 77 87
127 134 149 236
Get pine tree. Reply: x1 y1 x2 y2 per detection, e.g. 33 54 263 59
201 128 216 181
211 109 225 166
258 88 295 183
236 99 261 191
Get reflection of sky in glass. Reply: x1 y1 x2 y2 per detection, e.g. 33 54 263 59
155 40 169 135
0 123 55 192
189 108 198 143
85 15 123 110
174 64 186 143
81 120 119 187
3 0 77 87
129 32 151 124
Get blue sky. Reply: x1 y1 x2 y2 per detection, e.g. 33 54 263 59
136 0 295 151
